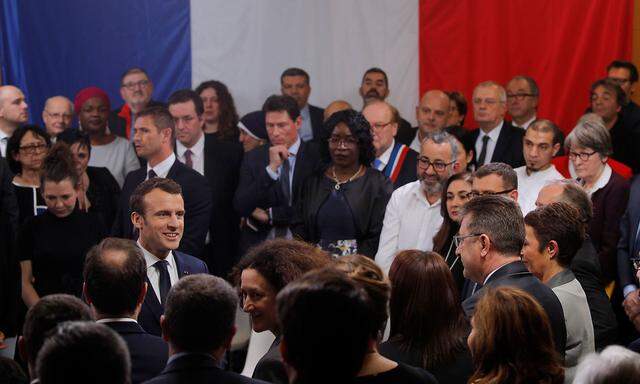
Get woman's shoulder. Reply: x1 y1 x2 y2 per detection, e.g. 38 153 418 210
355 363 438 384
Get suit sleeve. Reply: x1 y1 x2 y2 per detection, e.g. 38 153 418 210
599 181 629 283
0 159 18 233
375 190 401 274
180 177 213 259
359 178 393 258
618 194 638 290
234 156 276 217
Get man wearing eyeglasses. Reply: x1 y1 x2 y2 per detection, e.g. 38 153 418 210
110 67 163 142
506 76 539 130
0 85 29 158
363 100 418 189
42 96 73 143
375 131 459 273
471 162 519 202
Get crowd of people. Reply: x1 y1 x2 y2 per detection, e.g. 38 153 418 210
1 60 640 383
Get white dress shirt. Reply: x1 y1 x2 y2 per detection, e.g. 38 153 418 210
515 164 564 215
138 241 179 303
0 129 9 157
374 139 396 171
375 180 443 274
512 115 536 130
299 104 313 142
147 153 176 179
409 133 422 153
576 164 612 197
474 120 504 165
176 133 205 176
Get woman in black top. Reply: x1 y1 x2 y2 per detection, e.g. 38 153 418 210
19 143 105 308
195 80 240 142
293 109 393 258
380 250 473 384
59 129 120 228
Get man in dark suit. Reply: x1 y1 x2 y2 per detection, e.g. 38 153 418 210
280 68 324 142
168 89 243 277
0 157 18 357
234 95 322 253
127 178 209 336
363 100 417 189
112 106 212 258
458 195 567 355
0 85 29 158
83 237 168 383
462 81 525 169
145 274 265 384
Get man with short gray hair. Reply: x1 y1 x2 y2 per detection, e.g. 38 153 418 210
506 75 539 129
42 96 73 142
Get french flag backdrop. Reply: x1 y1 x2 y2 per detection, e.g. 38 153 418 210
0 0 632 133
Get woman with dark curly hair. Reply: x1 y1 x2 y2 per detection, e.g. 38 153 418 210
195 80 240 141
292 109 393 258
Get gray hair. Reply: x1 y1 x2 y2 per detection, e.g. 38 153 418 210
473 81 507 103
543 179 593 222
460 195 525 256
508 75 540 97
474 162 518 190
573 345 640 384
564 119 612 157
422 131 459 163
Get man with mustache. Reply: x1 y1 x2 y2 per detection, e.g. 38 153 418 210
0 85 29 158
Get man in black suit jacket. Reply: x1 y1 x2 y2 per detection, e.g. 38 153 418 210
83 237 168 384
281 68 324 141
0 85 29 158
112 106 212 258
144 274 265 384
168 90 243 277
458 195 566 355
234 95 322 253
462 81 525 169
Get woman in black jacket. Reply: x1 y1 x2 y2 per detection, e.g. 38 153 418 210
293 109 393 258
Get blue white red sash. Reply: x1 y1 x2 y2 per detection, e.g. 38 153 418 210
383 143 410 183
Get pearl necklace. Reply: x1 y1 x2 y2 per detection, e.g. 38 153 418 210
331 165 363 190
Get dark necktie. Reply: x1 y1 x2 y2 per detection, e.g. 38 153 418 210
184 149 193 169
281 158 291 205
154 259 171 306
148 169 158 179
477 135 490 167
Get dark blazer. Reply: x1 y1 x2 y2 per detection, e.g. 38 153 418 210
112 159 213 259
589 171 629 284
0 157 18 337
86 166 121 229
461 121 525 168
253 337 287 384
308 104 325 140
462 261 567 355
381 144 418 190
618 175 640 290
292 167 393 258
142 353 266 384
395 118 417 146
103 320 168 384
138 251 209 336
574 236 618 350
234 140 322 249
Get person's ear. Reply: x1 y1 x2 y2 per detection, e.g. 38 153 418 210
82 282 92 305
551 143 561 157
17 336 28 364
547 240 559 259
510 189 519 202
160 315 169 343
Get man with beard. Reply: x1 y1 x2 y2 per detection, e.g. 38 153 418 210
0 85 28 157
375 131 458 274
514 119 564 215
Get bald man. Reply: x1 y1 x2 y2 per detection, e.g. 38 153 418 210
323 100 352 122
42 96 74 142
0 86 29 157
409 90 451 152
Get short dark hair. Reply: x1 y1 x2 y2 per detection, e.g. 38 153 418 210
120 67 149 84
447 91 467 126
129 177 182 216
528 119 564 146
280 67 310 85
474 162 518 191
194 80 239 141
137 105 175 137
361 67 388 87
6 125 51 174
36 321 130 384
277 268 372 384
163 274 237 353
262 94 300 121
607 60 639 83
41 142 79 189
321 109 376 166
524 202 585 268
509 75 540 97
168 89 204 116
460 195 525 256
84 238 146 317
22 294 93 367
0 356 27 383
591 78 627 106
58 129 91 156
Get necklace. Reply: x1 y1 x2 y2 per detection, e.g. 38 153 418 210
331 165 363 190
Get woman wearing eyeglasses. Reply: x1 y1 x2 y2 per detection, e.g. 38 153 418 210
292 109 393 258
6 125 50 225
565 118 629 289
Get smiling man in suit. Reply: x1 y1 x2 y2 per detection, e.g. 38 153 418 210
128 178 208 337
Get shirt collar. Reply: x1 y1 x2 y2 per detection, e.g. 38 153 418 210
377 139 396 167
514 115 536 129
96 318 137 324
288 136 301 156
300 104 310 119
137 240 177 270
147 152 176 178
176 133 205 157
480 120 504 141
0 129 9 141
409 179 441 207
582 163 612 196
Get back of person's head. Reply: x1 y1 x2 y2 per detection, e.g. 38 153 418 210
277 268 372 384
162 274 237 353
543 179 593 223
573 345 640 384
333 254 390 339
0 357 28 384
473 162 518 191
388 250 468 369
36 321 130 384
469 287 563 384
21 294 93 369
83 237 146 317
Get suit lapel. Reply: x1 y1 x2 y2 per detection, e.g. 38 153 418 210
291 141 306 196
166 159 180 179
203 135 214 178
142 275 164 321
173 251 192 278
490 123 511 163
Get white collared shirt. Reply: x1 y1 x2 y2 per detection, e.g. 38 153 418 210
138 241 179 303
265 136 301 189
299 104 313 142
375 180 443 274
513 115 537 130
515 164 565 215
0 129 9 157
176 133 205 176
474 120 504 165
96 318 138 324
374 139 396 171
409 133 422 153
147 153 176 179
577 164 612 197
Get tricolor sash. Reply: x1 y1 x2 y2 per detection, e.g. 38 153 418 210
383 143 410 183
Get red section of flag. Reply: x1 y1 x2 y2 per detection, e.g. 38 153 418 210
419 0 632 133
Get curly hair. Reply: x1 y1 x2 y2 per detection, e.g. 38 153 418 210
195 80 239 141
321 109 375 166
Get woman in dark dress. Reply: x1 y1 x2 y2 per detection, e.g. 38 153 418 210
59 130 120 228
379 250 473 384
293 109 393 258
19 143 106 308
195 80 240 142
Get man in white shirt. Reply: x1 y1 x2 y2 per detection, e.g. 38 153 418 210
0 85 28 157
506 75 539 130
375 131 460 273
410 90 451 152
514 119 564 214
